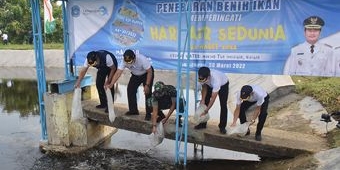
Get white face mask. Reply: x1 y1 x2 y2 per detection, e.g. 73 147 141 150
198 77 208 84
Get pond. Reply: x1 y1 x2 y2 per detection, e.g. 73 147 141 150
0 78 262 170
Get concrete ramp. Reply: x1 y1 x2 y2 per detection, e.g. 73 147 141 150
83 101 327 158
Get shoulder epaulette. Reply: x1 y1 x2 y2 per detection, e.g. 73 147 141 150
324 43 333 48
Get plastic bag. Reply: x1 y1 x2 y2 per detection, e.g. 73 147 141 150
105 88 116 122
71 88 83 122
149 122 164 147
193 104 210 124
227 122 251 136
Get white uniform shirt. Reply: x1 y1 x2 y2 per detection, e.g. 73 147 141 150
200 69 229 93
235 85 267 106
283 42 334 76
83 54 114 67
1 33 8 40
118 53 151 76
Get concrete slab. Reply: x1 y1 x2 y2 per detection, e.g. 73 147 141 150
83 100 327 158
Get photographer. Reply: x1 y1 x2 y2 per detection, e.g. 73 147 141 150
321 111 340 129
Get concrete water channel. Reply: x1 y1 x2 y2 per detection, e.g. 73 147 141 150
2 50 338 169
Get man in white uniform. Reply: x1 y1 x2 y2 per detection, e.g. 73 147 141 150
231 85 269 141
75 50 118 113
106 49 154 120
284 16 334 76
195 67 229 134
2 33 8 45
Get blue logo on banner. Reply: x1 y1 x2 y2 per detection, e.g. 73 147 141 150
71 5 80 17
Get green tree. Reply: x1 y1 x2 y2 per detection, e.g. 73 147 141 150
0 0 63 44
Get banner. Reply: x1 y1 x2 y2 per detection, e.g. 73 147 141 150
67 0 340 77
44 0 56 34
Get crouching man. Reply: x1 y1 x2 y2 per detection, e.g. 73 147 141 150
231 85 270 141
149 81 184 133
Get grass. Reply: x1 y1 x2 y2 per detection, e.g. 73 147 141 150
291 76 340 113
291 76 340 148
0 43 63 50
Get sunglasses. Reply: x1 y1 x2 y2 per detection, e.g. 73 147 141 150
198 77 207 83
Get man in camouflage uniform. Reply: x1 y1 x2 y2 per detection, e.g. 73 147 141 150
148 81 184 133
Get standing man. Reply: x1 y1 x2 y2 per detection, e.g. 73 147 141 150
149 81 184 133
230 85 269 141
195 67 229 134
283 16 334 76
2 33 8 45
75 50 117 113
106 49 154 120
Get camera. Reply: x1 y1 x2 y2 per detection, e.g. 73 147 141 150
320 113 331 122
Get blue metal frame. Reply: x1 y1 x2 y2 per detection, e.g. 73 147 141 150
30 0 47 140
175 0 192 166
61 0 72 80
29 0 193 165
51 0 92 94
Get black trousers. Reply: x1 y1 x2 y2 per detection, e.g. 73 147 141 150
127 67 154 114
96 67 115 106
239 94 270 135
203 82 229 129
156 98 184 119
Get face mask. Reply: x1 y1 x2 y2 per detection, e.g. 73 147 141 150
198 77 207 83
88 60 97 67
124 56 135 64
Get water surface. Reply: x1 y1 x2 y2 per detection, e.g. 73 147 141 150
0 78 260 169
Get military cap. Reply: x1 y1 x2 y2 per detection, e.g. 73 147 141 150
240 85 253 100
154 81 164 91
86 51 97 65
303 16 324 29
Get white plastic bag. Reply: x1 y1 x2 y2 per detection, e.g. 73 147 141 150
71 88 83 122
193 104 210 124
105 88 116 122
227 122 251 136
149 122 164 147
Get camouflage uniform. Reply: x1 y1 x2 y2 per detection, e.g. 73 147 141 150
148 84 185 113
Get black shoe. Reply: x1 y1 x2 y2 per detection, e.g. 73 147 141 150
194 122 207 130
104 108 108 113
156 111 165 122
245 129 250 136
337 122 340 129
219 128 226 134
125 111 139 115
96 104 107 109
145 113 152 121
255 134 262 141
